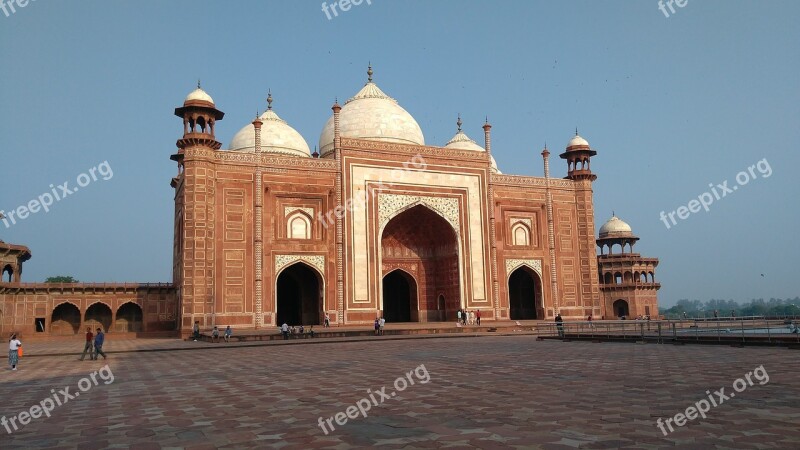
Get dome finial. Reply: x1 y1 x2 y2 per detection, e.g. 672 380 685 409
267 89 273 110
197 79 201 89
575 127 579 136
456 114 462 132
612 210 615 217
367 62 373 83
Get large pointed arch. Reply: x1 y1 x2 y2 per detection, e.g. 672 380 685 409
379 203 462 322
275 261 324 326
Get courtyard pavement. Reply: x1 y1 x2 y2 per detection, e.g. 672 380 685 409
1 335 798 449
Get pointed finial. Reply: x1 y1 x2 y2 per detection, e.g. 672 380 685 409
456 114 462 132
367 63 373 83
575 127 579 136
197 79 201 89
485 116 489 124
544 141 548 150
267 89 273 110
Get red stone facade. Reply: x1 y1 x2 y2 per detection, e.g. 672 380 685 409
0 79 660 337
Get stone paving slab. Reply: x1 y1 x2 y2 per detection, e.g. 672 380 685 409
1 336 798 449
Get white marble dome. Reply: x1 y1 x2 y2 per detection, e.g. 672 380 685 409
599 215 633 238
185 87 214 105
567 134 590 148
319 71 424 156
444 126 500 173
228 108 311 157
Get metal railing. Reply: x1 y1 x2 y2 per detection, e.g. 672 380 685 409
536 318 800 345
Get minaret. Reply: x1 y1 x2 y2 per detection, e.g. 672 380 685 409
559 130 600 318
559 129 597 181
542 145 559 314
483 118 500 320
172 82 224 337
253 102 264 328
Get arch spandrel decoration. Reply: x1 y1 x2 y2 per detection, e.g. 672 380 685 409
284 206 314 218
505 259 543 278
511 218 532 229
275 254 325 275
378 194 460 232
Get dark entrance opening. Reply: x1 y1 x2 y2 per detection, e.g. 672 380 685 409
115 302 144 332
35 318 45 332
51 303 81 335
508 267 542 320
85 303 113 332
276 263 322 326
614 299 630 318
382 270 417 323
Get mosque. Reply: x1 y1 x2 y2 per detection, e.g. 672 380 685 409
0 67 660 336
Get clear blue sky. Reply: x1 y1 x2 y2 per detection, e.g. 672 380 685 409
1 1 798 307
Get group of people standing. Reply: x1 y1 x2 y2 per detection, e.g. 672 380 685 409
456 309 481 326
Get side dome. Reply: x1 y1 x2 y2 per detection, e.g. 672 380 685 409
228 96 311 157
185 88 214 105
599 215 633 238
444 117 500 173
319 67 424 156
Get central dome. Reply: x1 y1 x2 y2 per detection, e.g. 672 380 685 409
319 67 424 156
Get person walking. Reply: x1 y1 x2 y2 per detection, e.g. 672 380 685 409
224 325 232 343
281 322 289 340
8 333 22 371
93 328 107 360
476 309 481 326
324 313 330 328
374 318 380 336
462 309 468 325
79 327 94 361
192 321 200 341
456 310 462 325
555 314 564 338
379 317 385 336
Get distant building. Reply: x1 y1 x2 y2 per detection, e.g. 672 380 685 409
0 67 659 336
596 216 661 318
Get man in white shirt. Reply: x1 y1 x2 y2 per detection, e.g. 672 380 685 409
281 323 289 340
378 317 386 335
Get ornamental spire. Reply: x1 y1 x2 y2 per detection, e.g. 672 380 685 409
267 89 273 110
367 63 373 83
456 114 462 132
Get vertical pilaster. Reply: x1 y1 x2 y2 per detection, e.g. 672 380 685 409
253 118 263 328
542 148 559 314
333 101 344 325
483 120 500 319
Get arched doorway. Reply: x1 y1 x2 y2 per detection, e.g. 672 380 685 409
380 204 460 322
276 262 322 326
85 302 113 332
382 270 417 323
508 266 543 320
115 302 143 332
613 299 630 318
2 265 12 282
51 303 81 335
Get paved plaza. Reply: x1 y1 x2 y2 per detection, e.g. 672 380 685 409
1 335 799 449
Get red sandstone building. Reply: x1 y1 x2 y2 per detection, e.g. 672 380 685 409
0 68 660 336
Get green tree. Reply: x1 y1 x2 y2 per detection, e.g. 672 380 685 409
45 276 79 283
